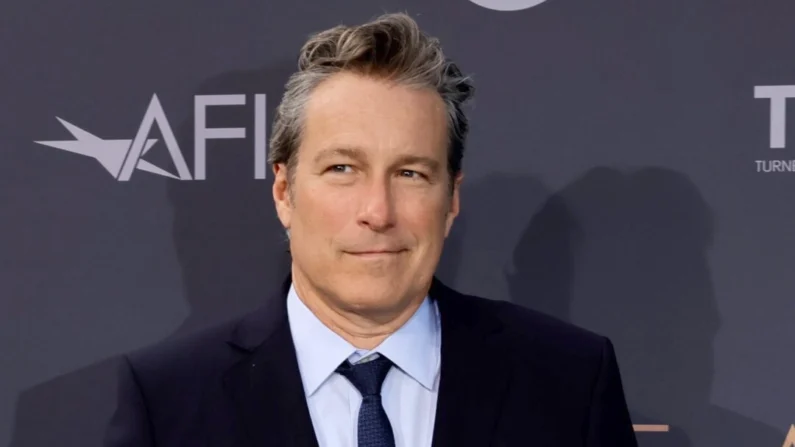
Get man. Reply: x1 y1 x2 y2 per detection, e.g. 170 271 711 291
104 12 638 447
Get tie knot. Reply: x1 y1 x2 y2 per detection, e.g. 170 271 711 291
336 355 394 396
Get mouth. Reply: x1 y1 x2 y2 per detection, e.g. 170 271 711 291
345 249 407 258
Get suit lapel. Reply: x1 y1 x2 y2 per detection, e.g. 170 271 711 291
430 278 514 447
223 276 319 447
221 275 513 447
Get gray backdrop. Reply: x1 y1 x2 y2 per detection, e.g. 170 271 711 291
2 0 794 445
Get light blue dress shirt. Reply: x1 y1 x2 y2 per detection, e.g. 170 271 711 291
286 283 441 447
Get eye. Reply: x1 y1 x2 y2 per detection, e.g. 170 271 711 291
328 164 352 173
399 170 424 179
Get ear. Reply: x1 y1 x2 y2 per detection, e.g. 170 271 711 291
444 172 463 238
272 163 293 231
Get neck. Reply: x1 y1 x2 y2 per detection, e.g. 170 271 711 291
291 266 427 350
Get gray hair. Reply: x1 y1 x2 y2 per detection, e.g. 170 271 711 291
268 12 475 190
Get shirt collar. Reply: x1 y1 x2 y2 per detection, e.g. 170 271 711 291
286 283 441 396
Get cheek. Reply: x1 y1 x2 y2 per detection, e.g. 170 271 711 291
398 195 450 238
297 184 356 235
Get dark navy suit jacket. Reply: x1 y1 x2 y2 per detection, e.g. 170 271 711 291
104 276 638 446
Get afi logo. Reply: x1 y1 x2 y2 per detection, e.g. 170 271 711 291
754 85 795 148
35 94 267 181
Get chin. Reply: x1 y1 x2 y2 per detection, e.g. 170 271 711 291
332 274 406 305
344 273 401 293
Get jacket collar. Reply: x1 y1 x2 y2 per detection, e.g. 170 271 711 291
222 274 514 447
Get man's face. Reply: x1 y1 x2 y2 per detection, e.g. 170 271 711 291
272 71 461 319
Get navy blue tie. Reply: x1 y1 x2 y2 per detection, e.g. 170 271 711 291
336 355 396 447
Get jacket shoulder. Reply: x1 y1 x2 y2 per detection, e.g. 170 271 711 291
122 318 244 390
124 297 282 380
455 292 609 366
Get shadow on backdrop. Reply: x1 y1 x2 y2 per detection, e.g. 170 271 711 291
9 63 296 447
440 172 551 303
508 166 783 447
164 64 295 337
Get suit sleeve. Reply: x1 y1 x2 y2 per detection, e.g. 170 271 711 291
103 355 156 447
585 337 638 447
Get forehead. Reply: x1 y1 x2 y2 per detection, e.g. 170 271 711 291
299 72 448 159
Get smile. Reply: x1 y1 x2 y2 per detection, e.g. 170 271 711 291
345 250 406 257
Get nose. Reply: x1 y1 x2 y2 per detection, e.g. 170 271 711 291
356 176 396 232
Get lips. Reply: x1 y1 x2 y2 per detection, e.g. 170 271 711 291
345 249 406 255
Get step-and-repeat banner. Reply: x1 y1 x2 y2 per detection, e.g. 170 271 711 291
2 0 794 445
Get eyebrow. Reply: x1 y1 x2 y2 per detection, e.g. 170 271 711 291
312 147 367 165
313 146 442 173
393 154 442 173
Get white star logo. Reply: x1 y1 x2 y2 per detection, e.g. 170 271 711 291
34 117 180 179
